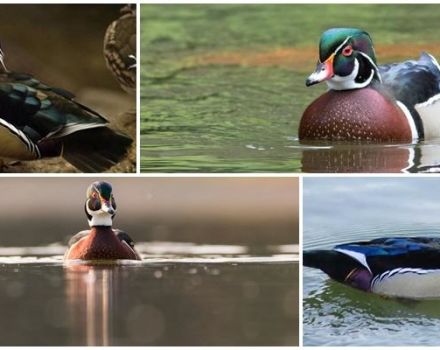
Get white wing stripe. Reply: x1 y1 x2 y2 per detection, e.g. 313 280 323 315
0 118 40 158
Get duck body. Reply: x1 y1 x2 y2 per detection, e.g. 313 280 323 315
104 5 136 94
65 227 140 260
304 237 440 299
300 85 412 141
64 181 140 262
0 71 132 172
300 28 440 142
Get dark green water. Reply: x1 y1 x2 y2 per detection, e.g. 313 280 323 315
0 247 298 346
141 4 440 173
303 178 440 345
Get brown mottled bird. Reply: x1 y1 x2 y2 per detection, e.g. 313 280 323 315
103 5 136 94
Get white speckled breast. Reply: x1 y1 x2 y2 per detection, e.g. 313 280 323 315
299 88 413 142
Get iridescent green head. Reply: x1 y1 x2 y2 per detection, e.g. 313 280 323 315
85 181 117 227
306 28 381 90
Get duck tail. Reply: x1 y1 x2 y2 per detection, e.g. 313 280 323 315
61 127 132 172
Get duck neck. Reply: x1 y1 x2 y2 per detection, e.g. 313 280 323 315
88 214 112 227
89 225 114 235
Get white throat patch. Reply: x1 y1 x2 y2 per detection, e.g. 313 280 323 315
326 58 375 90
88 214 113 227
86 202 113 227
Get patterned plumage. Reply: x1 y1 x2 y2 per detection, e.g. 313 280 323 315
0 70 132 172
300 28 440 142
304 237 440 299
65 181 140 261
103 4 136 94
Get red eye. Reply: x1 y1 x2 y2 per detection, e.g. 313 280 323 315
92 192 97 198
342 45 353 56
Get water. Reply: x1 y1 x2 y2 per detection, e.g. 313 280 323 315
141 4 440 173
0 243 298 346
303 178 440 346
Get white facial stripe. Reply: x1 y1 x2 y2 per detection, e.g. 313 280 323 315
333 36 352 57
326 58 375 90
358 51 382 83
86 198 114 227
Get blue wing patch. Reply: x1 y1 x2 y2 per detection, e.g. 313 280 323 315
335 237 438 257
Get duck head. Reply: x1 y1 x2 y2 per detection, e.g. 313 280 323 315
84 181 117 227
306 28 381 90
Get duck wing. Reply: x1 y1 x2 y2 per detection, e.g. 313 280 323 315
335 236 440 275
379 53 440 138
67 230 90 247
379 53 440 107
114 229 141 260
0 72 132 172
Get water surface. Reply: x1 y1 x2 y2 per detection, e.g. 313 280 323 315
0 243 298 346
141 4 440 173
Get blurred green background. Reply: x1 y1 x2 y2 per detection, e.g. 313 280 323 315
141 4 440 172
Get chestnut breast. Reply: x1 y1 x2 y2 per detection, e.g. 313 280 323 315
299 88 413 142
66 228 137 260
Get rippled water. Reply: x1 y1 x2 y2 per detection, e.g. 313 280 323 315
303 178 440 346
141 4 440 173
0 243 298 346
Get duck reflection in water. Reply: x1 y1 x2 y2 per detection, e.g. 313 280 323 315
301 143 440 173
65 265 118 346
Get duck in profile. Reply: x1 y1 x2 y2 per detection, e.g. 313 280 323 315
299 28 440 142
0 44 132 172
304 237 440 299
65 181 140 261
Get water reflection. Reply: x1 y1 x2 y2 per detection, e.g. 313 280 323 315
60 253 298 345
298 141 440 173
65 265 116 346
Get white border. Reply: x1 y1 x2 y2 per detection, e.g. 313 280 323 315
136 1 141 174
298 175 303 347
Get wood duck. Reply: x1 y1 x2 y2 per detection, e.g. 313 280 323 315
299 28 440 142
304 237 440 299
0 48 132 172
64 181 140 261
104 4 136 94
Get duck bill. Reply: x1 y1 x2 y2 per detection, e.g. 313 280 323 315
100 199 115 215
306 54 335 86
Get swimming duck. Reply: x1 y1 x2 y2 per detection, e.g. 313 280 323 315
64 181 140 261
299 28 440 142
104 4 136 94
304 237 440 299
0 46 132 172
